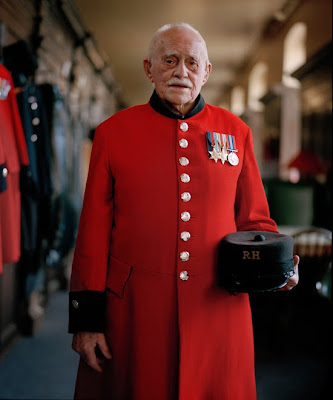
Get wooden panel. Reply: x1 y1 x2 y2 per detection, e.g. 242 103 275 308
0 0 35 42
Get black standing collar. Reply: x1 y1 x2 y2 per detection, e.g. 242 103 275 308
149 90 205 120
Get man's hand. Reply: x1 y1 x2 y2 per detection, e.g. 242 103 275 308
277 255 300 291
72 332 112 373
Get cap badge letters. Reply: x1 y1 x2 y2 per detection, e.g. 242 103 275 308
206 131 239 166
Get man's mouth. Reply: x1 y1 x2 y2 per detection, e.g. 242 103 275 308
167 78 193 89
171 84 189 88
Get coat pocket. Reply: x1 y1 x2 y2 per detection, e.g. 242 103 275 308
106 256 132 298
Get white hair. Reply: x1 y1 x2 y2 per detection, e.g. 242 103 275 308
147 22 210 65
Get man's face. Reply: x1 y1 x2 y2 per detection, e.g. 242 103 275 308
144 27 212 115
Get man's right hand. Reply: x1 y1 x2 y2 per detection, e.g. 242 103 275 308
72 332 112 373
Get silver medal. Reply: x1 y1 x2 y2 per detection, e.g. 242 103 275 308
228 152 239 166
220 146 228 164
209 147 220 163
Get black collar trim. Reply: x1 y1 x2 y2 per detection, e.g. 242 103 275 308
149 90 205 120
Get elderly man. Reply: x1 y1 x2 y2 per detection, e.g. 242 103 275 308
69 23 299 400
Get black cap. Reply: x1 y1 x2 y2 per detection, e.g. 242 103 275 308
217 231 295 292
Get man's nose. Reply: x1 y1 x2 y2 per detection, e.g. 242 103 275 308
173 61 188 78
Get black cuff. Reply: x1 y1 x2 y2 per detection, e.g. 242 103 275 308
68 291 106 333
0 164 8 193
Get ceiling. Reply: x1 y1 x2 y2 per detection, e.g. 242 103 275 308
73 0 287 107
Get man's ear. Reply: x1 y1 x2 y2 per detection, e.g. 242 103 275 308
203 62 212 85
143 59 154 82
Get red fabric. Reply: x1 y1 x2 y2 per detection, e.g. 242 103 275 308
71 102 277 400
0 64 29 272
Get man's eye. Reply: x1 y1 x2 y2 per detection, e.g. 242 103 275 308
186 61 198 69
165 59 174 64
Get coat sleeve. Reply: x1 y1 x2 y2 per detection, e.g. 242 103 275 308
69 123 113 333
235 127 278 233
9 75 29 166
0 139 7 192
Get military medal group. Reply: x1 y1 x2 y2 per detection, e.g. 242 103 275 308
206 131 239 166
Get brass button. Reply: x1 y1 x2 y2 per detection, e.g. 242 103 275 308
180 122 188 132
181 212 191 222
28 96 37 103
72 300 79 309
179 157 189 166
181 192 191 202
179 139 188 148
180 271 189 281
180 251 190 261
180 173 190 183
180 231 191 241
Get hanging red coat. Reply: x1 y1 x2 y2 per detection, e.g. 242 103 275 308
69 93 277 400
0 113 5 271
0 64 29 273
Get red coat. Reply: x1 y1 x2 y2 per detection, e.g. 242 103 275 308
0 64 29 273
70 95 277 400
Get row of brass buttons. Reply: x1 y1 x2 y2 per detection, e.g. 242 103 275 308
179 122 190 281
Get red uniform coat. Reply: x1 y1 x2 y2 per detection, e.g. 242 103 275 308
69 94 277 400
0 64 29 273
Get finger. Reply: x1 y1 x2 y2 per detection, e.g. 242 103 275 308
83 348 104 373
280 274 299 291
276 270 299 291
276 281 288 291
86 355 104 373
292 257 300 284
279 282 294 291
72 334 104 372
72 335 81 354
97 335 112 360
294 255 300 268
280 255 300 291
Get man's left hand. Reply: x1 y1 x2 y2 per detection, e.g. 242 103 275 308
277 255 300 291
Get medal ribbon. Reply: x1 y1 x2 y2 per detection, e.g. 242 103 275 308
214 132 219 151
221 133 227 150
206 131 214 153
227 135 237 152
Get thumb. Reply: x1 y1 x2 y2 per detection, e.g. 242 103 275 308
294 255 300 269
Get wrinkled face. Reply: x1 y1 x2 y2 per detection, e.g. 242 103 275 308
144 27 212 115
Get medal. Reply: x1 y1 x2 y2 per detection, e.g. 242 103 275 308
221 147 228 164
209 147 220 162
207 132 221 162
227 134 239 166
206 131 239 166
227 152 239 166
213 132 223 162
220 134 228 164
